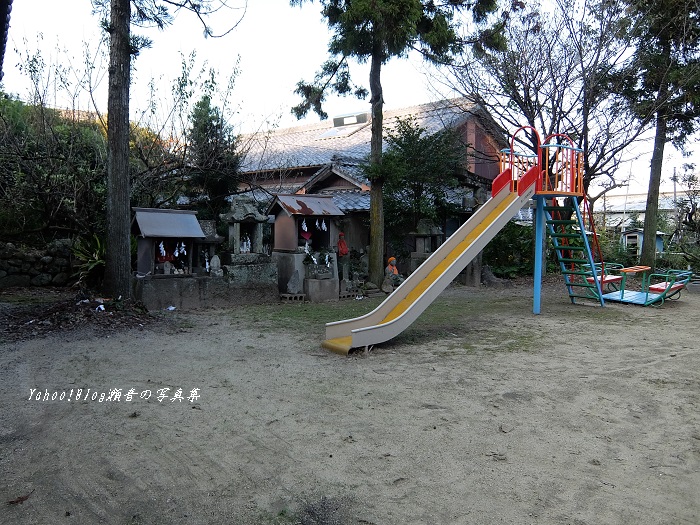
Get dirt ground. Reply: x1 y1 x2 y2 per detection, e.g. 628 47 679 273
0 278 698 525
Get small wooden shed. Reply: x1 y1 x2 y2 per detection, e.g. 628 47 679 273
620 228 666 257
266 194 344 252
132 208 206 276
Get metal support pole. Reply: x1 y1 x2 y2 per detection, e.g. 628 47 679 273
533 195 545 314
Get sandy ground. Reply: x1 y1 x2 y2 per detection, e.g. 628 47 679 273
0 279 698 525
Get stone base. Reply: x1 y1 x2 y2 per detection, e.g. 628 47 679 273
272 251 338 293
409 252 431 273
133 275 278 311
455 252 483 287
280 293 306 302
227 253 269 265
223 257 277 286
272 252 306 293
304 278 339 302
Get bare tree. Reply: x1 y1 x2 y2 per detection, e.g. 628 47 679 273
437 0 647 209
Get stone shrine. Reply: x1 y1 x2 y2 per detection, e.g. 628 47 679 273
220 196 269 256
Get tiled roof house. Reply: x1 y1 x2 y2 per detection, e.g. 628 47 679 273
242 96 506 192
240 97 508 252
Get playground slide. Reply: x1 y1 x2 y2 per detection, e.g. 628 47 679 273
321 172 538 355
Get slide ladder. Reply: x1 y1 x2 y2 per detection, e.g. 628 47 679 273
543 198 603 305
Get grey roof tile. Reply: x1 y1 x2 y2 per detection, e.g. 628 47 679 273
604 196 676 212
132 208 206 238
241 97 482 173
329 190 371 212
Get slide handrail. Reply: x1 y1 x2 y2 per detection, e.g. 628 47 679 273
500 128 584 197
540 134 584 195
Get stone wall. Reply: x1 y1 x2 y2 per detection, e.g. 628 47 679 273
0 240 73 289
133 253 279 310
133 274 279 311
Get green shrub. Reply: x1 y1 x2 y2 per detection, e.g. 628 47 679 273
72 234 106 288
657 250 694 272
483 221 534 278
596 229 638 267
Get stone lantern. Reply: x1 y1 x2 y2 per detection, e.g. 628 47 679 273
409 219 444 273
220 196 269 256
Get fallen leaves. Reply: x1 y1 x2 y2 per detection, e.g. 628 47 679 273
0 289 156 342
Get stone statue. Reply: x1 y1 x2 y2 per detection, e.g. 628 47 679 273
210 255 224 277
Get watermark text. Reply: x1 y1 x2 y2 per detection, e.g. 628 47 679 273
27 387 200 403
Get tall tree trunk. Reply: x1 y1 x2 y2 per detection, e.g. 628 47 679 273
104 0 132 298
640 107 668 268
368 47 384 286
639 67 670 268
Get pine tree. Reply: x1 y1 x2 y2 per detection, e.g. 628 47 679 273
620 0 700 268
186 95 242 220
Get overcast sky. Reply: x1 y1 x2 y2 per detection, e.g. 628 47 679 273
2 0 446 132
